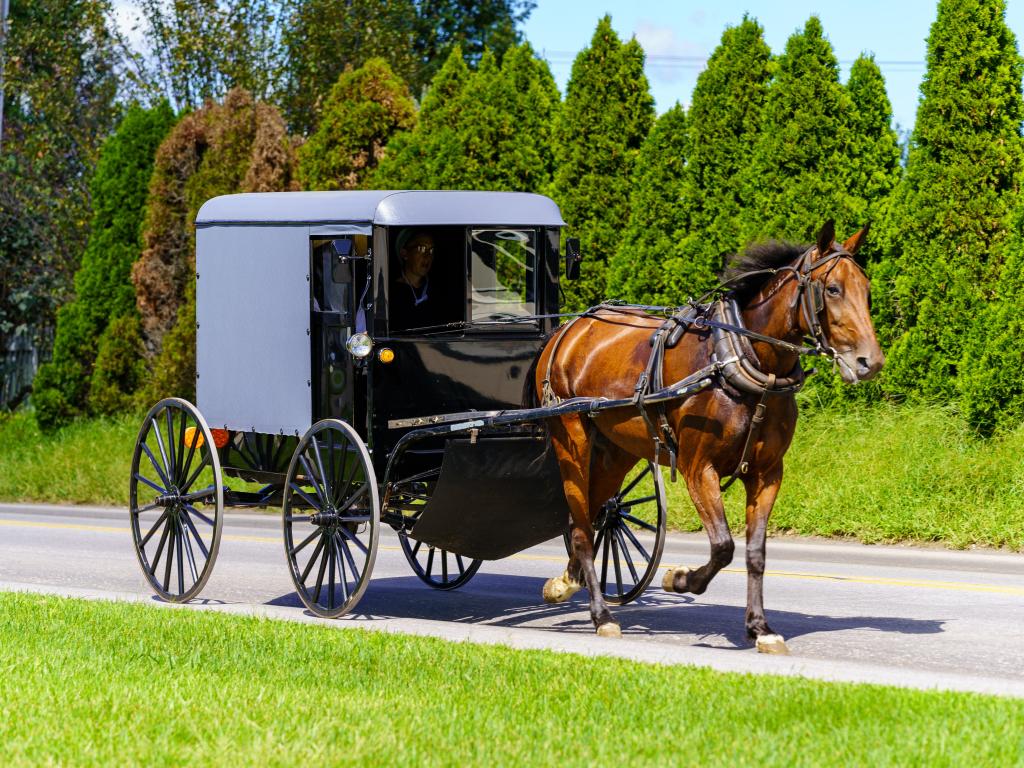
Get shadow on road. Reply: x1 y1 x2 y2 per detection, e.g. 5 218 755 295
265 572 946 650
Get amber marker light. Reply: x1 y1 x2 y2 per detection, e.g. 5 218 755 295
378 348 395 364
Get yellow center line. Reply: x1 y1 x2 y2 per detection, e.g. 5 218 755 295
2 518 1021 595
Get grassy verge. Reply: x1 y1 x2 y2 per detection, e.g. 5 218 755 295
1 592 1022 766
2 404 1024 549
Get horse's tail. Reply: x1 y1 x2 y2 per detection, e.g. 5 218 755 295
522 337 547 408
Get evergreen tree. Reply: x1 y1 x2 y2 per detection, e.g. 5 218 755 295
0 0 120 358
371 47 471 190
876 0 1023 402
549 16 655 310
32 103 176 431
132 88 299 402
845 54 901 233
739 17 857 244
372 43 558 192
298 59 417 191
606 104 687 305
672 16 773 303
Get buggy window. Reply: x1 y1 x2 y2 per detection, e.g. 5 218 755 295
469 229 537 323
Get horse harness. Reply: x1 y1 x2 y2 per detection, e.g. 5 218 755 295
540 243 858 488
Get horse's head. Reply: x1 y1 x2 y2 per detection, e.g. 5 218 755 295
801 221 884 383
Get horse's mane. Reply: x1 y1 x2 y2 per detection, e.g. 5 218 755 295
721 240 807 303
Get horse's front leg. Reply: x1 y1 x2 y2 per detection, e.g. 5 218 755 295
663 464 735 595
743 464 788 654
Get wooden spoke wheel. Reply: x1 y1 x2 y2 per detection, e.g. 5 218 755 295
564 461 667 605
283 419 379 618
130 398 224 602
385 451 482 590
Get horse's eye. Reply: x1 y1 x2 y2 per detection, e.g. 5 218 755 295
826 284 842 297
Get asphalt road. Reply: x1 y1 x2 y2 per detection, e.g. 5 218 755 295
2 502 1024 698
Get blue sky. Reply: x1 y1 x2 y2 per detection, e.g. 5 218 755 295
523 1 1024 134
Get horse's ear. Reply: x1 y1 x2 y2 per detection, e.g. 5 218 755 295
816 220 836 256
842 223 870 256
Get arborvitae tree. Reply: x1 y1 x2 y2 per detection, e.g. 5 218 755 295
373 43 558 192
372 47 471 190
549 16 655 310
845 54 901 233
298 59 417 191
32 103 176 431
672 16 773 302
739 17 857 243
605 105 687 305
876 0 1024 402
0 0 119 358
132 88 298 402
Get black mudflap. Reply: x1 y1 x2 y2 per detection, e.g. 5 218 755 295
408 436 571 560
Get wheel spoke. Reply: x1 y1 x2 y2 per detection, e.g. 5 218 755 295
311 437 332 506
140 510 169 547
151 419 173 486
135 502 161 516
441 550 448 583
614 527 639 585
618 494 657 508
140 443 171 489
337 523 369 556
618 521 651 563
165 409 177 487
619 512 657 532
339 535 360 585
299 454 327 507
425 547 435 577
312 535 329 603
611 531 624 596
181 509 210 559
300 534 326 583
175 520 185 594
184 503 215 527
179 413 199 486
289 526 320 556
411 539 422 557
327 534 336 609
333 534 350 602
149 514 172 569
599 529 610 593
288 483 321 511
455 554 466 575
182 451 211 493
337 482 369 514
134 471 166 495
162 518 175 592
619 463 650 498
182 521 199 584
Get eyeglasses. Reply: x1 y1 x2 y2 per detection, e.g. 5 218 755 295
409 243 434 256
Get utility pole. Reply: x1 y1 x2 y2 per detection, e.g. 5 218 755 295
0 0 9 153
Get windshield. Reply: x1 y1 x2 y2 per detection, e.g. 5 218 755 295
469 228 537 322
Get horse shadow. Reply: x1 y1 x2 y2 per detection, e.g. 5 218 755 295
266 572 946 650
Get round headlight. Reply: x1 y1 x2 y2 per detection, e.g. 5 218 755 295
346 332 373 358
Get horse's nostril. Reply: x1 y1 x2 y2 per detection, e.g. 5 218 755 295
856 356 869 370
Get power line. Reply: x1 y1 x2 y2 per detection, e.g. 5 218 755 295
537 48 926 70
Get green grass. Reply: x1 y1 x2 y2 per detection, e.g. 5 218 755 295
1 592 1022 767
660 403 1024 550
3 404 1024 549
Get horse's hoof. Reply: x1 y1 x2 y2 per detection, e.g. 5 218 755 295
755 634 789 655
596 622 622 638
662 566 689 593
542 570 582 604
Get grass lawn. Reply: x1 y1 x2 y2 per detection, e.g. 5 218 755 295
1 592 1022 766
2 403 1024 549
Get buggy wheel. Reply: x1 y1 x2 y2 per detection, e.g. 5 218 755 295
399 534 482 591
384 451 482 590
283 419 379 618
129 398 224 602
564 461 667 605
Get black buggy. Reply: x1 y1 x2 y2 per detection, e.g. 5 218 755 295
129 190 674 617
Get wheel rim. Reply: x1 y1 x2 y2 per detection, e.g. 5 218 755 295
386 455 482 590
283 420 379 618
129 398 223 602
565 461 666 605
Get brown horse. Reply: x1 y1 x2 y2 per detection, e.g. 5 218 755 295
533 222 883 653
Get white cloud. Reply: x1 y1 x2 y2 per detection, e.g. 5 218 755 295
632 20 705 84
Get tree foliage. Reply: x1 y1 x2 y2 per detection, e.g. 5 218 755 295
280 0 534 134
372 43 559 192
32 103 176 431
0 0 120 356
876 0 1024 404
132 88 299 401
672 16 773 303
739 17 857 244
605 105 687 305
298 59 417 191
548 16 655 310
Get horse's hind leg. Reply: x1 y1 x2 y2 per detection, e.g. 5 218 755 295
663 465 735 595
543 416 621 637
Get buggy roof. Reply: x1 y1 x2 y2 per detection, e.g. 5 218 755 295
195 190 566 228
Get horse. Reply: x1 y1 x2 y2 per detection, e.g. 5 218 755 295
531 221 883 653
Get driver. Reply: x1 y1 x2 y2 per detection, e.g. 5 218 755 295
391 229 442 331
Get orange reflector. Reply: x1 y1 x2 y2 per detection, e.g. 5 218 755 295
378 348 395 364
183 427 230 449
